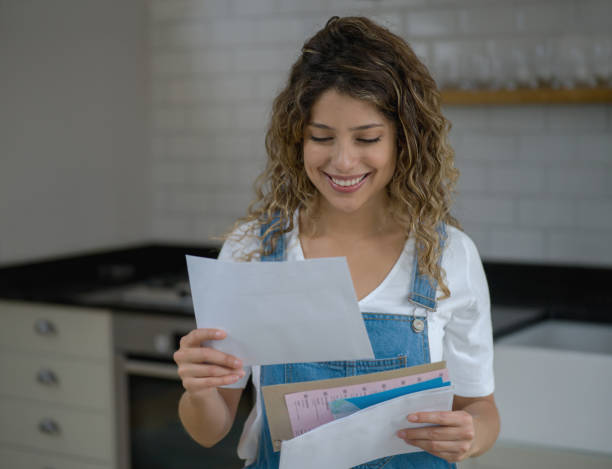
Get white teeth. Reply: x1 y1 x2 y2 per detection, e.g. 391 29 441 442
331 175 366 187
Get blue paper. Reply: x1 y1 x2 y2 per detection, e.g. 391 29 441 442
330 377 451 420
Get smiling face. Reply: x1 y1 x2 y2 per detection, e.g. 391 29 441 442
303 89 397 216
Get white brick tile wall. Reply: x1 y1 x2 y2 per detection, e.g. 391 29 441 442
515 1 575 34
155 23 210 49
575 200 612 231
152 52 192 76
548 230 612 266
167 135 215 159
150 0 230 22
405 10 457 37
458 135 517 163
444 106 488 131
455 195 515 226
461 225 491 255
191 105 233 131
518 198 577 228
231 0 279 17
548 168 607 197
574 0 612 32
456 165 488 194
149 1 612 266
153 108 187 130
254 18 308 44
487 167 545 195
234 47 297 73
458 5 519 36
546 105 608 131
575 134 612 164
485 106 546 133
368 12 406 36
255 73 287 101
193 50 234 75
210 20 257 45
489 229 546 262
517 134 576 164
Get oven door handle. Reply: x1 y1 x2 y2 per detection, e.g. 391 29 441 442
124 359 180 380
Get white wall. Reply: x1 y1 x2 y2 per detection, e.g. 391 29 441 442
148 0 612 267
0 0 150 265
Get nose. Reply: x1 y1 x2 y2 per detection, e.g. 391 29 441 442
331 139 358 173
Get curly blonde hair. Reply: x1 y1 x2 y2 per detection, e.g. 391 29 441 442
224 16 461 302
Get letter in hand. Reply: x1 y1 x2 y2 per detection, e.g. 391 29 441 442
173 328 246 397
396 411 476 463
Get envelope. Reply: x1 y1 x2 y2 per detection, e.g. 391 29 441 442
262 361 447 451
279 385 455 469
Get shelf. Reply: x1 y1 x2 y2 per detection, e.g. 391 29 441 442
440 86 612 105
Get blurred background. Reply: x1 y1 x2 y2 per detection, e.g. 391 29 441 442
1 1 611 469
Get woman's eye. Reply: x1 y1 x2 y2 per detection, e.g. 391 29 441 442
357 137 381 143
310 136 333 142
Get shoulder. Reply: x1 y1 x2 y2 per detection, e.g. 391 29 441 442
442 225 483 272
217 220 261 262
441 225 489 301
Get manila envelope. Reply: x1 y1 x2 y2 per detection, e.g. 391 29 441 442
262 361 447 451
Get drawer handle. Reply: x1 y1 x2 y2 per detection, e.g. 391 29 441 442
38 418 61 436
34 319 57 336
36 369 59 386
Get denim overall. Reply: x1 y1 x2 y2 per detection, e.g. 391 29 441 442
246 221 455 469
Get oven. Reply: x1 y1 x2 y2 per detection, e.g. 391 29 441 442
112 311 253 469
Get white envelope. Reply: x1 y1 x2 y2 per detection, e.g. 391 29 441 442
186 255 374 366
279 386 455 469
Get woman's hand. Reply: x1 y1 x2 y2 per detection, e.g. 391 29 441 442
396 410 476 463
173 328 245 399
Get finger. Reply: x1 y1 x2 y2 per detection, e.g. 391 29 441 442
401 438 471 455
398 425 465 442
406 440 471 461
183 374 245 391
178 363 246 380
407 410 467 426
182 347 243 369
180 328 227 347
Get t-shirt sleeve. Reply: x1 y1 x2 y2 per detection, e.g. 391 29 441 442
216 222 259 389
443 231 495 397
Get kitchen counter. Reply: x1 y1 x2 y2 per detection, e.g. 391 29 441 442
1 244 611 339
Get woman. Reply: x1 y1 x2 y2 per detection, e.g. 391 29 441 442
174 16 500 468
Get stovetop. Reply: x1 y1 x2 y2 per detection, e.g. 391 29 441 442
73 275 194 314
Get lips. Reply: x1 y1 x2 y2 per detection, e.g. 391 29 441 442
324 172 370 193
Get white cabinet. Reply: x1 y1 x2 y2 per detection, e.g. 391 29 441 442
0 300 115 468
460 443 612 469
462 320 612 469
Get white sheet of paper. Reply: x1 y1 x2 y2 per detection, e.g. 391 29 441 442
186 255 374 366
279 386 454 469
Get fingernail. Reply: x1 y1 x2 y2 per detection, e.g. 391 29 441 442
234 359 241 367
397 431 406 438
408 414 418 422
215 330 223 338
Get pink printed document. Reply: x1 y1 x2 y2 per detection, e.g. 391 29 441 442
284 368 449 437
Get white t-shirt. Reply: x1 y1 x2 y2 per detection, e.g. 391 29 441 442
218 218 495 464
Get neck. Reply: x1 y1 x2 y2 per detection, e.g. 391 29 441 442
309 195 395 241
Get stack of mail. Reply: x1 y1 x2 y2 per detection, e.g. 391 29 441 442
262 362 454 469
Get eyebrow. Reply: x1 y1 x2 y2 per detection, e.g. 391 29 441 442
308 122 384 131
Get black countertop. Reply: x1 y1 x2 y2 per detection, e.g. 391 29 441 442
1 243 610 339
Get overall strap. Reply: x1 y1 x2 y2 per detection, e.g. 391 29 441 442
260 214 286 261
408 222 447 311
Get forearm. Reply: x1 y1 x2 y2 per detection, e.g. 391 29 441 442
461 399 500 457
178 389 233 447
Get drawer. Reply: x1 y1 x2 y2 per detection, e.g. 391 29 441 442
0 397 113 462
0 352 113 411
0 300 111 359
0 445 112 469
